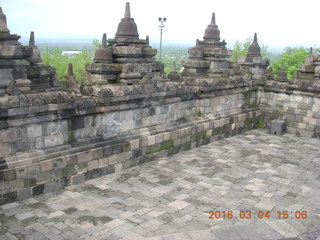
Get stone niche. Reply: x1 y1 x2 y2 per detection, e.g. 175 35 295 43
84 2 164 88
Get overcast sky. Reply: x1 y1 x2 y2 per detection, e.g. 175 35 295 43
1 0 319 48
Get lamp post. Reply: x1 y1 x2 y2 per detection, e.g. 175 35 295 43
158 17 166 61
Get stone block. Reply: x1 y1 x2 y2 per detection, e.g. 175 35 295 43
70 174 85 185
147 135 155 146
77 151 93 164
66 155 77 166
71 116 84 130
44 133 64 147
44 122 60 135
18 188 32 200
129 139 140 150
4 169 16 181
9 179 24 190
92 148 103 160
154 134 164 144
120 120 134 132
37 172 50 183
35 136 44 149
84 116 93 127
98 157 108 168
15 167 27 179
40 160 53 173
44 181 61 193
0 128 17 143
27 124 42 138
114 163 123 172
0 143 12 156
53 157 67 169
27 164 40 177
32 184 44 196
88 160 98 171
48 104 59 111
23 178 37 187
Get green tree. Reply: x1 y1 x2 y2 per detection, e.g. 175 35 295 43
270 47 309 79
231 37 268 61
42 48 93 83
92 39 101 50
42 48 69 80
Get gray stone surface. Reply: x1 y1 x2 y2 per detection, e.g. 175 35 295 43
0 130 319 239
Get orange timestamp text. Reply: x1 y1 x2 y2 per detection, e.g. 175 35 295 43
208 210 308 220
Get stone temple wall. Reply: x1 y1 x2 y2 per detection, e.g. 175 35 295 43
0 77 261 203
259 88 320 138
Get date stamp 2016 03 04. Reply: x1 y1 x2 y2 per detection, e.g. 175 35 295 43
208 210 308 220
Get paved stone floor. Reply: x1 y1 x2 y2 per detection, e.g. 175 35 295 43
1 129 320 240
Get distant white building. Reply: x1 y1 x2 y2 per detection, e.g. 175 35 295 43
62 51 81 56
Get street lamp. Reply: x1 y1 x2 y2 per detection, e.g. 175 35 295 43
158 17 167 61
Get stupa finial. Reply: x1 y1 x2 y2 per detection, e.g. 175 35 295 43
172 61 177 72
124 2 131 18
253 33 258 43
0 7 10 33
68 63 74 77
102 33 107 47
211 12 216 25
29 31 35 47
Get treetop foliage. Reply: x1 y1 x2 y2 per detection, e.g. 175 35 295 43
270 46 315 79
231 37 268 62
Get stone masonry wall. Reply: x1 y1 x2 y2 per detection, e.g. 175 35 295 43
260 90 320 138
0 108 260 204
0 82 260 204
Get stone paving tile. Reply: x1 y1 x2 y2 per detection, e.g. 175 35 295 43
0 130 320 239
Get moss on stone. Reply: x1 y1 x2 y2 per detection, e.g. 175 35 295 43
183 142 191 151
160 140 174 150
145 144 159 155
64 207 77 214
258 119 265 129
212 127 223 135
81 184 102 192
121 142 131 152
191 130 207 141
62 166 76 177
194 110 203 118
297 104 310 111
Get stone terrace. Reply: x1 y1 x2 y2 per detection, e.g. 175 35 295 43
0 129 319 240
